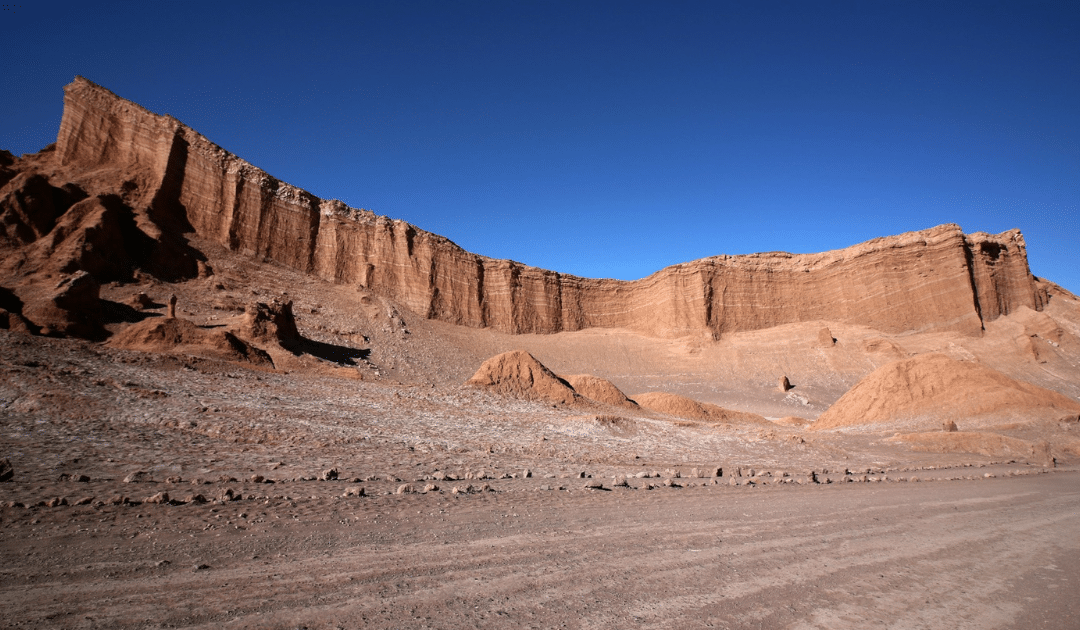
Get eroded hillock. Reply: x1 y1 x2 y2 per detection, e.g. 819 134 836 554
466 351 580 405
812 354 1080 431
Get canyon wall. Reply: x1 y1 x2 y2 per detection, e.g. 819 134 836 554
49 77 1046 337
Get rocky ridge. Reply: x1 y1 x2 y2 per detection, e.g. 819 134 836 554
0 77 1048 339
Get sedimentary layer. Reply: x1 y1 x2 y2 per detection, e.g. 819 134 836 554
34 77 1050 337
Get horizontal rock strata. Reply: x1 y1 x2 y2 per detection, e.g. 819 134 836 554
45 77 1048 337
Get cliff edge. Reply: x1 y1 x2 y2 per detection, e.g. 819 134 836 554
2 77 1049 338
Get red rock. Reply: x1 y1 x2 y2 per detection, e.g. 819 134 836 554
16 77 1044 340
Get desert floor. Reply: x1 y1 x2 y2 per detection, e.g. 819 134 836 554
2 326 1079 629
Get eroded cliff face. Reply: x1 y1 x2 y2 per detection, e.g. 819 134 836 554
12 77 1049 337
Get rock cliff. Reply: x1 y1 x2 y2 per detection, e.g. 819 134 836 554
5 78 1050 338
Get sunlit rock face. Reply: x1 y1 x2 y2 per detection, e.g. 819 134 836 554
43 77 1046 338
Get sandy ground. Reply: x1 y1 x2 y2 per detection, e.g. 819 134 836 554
2 326 1079 629
2 472 1077 629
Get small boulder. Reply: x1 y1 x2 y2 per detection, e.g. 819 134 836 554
320 468 339 481
129 292 155 309
778 376 792 392
123 471 152 483
0 459 14 482
144 492 170 505
818 327 836 347
942 420 958 432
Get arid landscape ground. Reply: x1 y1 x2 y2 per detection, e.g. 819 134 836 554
2 79 1079 629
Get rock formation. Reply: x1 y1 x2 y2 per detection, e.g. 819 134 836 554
108 316 273 366
466 351 580 405
812 354 1080 431
238 301 299 345
562 374 638 409
0 78 1052 339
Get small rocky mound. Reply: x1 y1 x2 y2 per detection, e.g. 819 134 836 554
109 316 272 366
238 300 299 344
562 374 638 408
632 392 769 425
812 353 1080 431
773 416 812 428
466 351 579 405
19 270 103 338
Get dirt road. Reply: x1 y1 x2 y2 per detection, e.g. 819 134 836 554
2 472 1077 629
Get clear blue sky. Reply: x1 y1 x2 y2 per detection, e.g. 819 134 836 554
2 1 1077 291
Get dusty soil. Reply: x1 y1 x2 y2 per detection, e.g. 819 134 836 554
2 324 1079 629
2 467 1077 629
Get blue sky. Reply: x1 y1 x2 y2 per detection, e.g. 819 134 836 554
2 1 1077 291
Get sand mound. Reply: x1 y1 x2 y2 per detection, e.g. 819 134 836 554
812 354 1080 431
466 351 579 405
632 392 769 425
109 316 272 366
562 374 638 409
891 431 1051 464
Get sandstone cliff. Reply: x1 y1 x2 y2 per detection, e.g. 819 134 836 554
3 78 1049 338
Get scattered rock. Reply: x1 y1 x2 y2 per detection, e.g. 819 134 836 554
144 492 170 504
0 459 14 482
943 420 958 432
123 471 152 483
74 496 94 505
129 292 154 309
779 376 792 392
396 484 414 495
